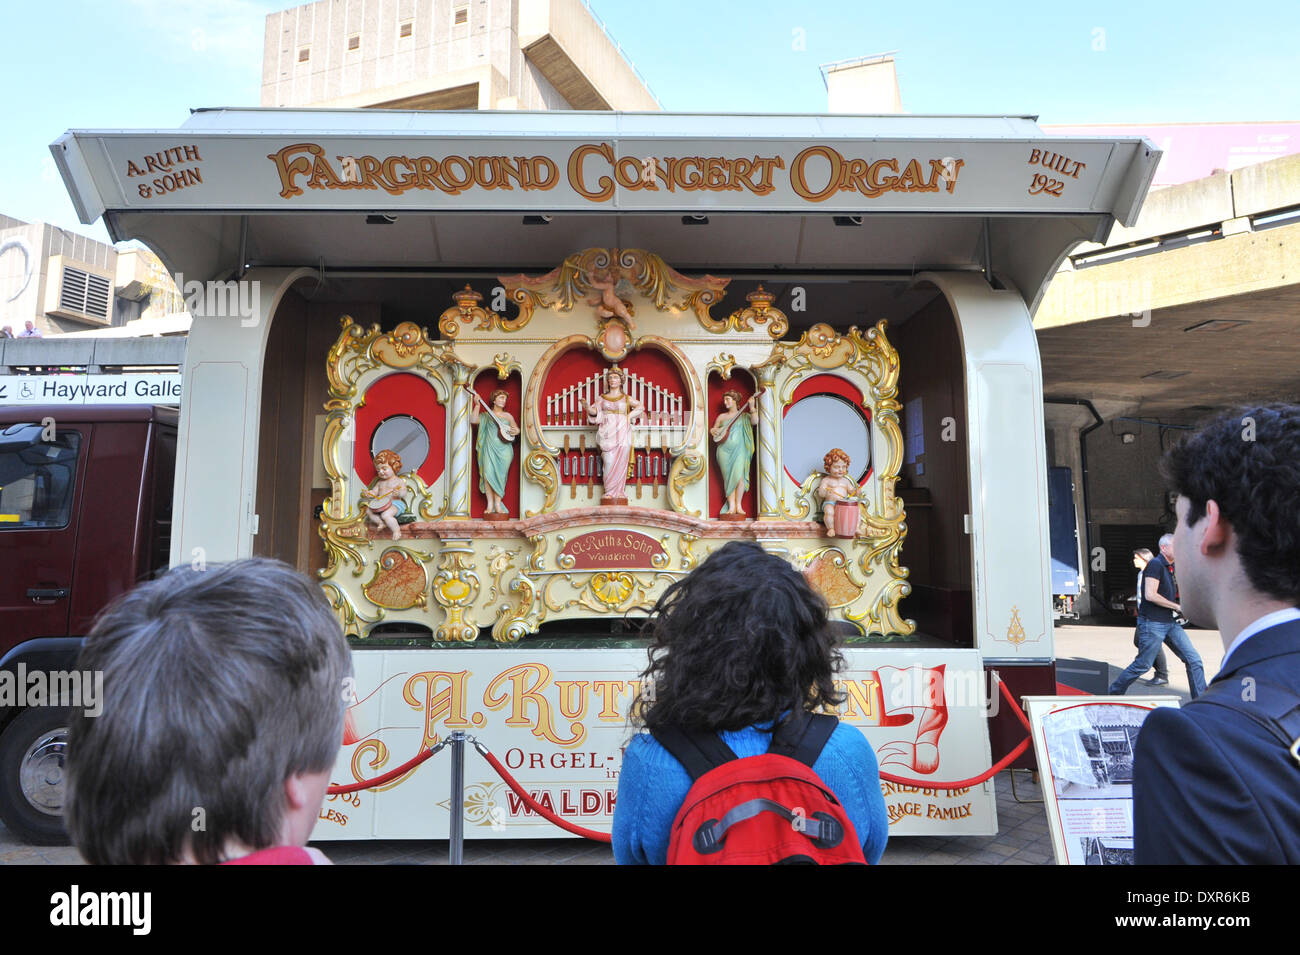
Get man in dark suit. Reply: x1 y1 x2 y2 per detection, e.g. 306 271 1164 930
1133 404 1300 864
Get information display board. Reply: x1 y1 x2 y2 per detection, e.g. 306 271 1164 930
1024 696 1180 865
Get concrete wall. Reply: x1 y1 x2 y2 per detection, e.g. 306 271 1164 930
262 0 654 110
1 221 119 335
1038 152 1300 329
1084 419 1172 528
263 0 511 107
825 57 902 113
517 0 659 110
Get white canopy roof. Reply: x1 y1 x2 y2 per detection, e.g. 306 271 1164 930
52 108 1160 312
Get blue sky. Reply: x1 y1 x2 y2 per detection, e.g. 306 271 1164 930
3 0 1297 243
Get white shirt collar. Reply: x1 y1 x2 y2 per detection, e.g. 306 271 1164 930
1222 607 1300 669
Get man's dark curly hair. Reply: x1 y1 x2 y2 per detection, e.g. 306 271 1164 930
632 540 845 733
1160 403 1300 604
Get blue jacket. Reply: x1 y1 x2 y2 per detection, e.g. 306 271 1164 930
1133 618 1300 864
612 720 889 864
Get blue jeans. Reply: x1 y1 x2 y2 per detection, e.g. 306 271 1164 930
1109 618 1206 698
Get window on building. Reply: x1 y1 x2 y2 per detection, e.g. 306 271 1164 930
348 34 360 52
399 21 413 38
298 47 310 62
453 6 468 25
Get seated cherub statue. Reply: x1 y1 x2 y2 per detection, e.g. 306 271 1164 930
362 449 407 540
815 447 857 535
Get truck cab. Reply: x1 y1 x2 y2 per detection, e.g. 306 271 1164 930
0 404 176 842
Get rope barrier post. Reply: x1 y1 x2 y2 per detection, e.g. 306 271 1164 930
448 731 467 865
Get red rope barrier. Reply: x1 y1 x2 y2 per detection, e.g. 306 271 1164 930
479 748 613 844
327 745 438 795
877 678 1033 790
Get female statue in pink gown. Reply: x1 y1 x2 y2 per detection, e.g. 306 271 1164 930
581 366 643 504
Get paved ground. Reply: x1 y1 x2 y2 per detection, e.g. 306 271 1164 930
0 617 1224 865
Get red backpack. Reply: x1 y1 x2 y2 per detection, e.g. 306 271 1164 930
652 714 866 865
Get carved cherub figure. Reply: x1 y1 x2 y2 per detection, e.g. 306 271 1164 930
362 449 407 539
586 266 635 327
815 448 857 535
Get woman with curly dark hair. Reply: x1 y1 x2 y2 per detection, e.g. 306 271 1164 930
612 540 889 864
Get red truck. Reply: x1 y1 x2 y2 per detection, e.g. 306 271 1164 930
0 404 176 843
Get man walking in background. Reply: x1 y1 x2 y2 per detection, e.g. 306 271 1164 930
1108 534 1206 698
1134 404 1300 864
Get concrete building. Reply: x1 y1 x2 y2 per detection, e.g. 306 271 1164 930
822 53 903 114
0 215 182 337
261 0 659 111
1033 151 1300 615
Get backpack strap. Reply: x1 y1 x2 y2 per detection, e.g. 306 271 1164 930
693 799 845 855
768 712 838 768
651 726 740 781
1194 678 1300 766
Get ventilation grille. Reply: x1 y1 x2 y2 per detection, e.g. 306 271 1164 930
58 266 111 320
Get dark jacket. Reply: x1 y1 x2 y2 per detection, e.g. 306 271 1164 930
1133 618 1300 864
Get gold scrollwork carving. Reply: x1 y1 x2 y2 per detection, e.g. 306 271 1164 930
539 571 676 616
438 285 495 338
484 546 517 603
321 412 351 489
413 476 450 522
678 534 700 570
318 499 370 580
708 284 789 339
321 581 384 639
844 576 915 637
523 450 559 517
705 353 738 379
526 534 548 572
431 550 481 642
667 452 705 516
326 315 457 403
492 571 539 643
778 471 820 520
500 248 730 329
653 536 672 571
491 353 522 380
325 316 376 402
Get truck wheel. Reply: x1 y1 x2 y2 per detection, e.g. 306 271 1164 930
0 708 73 846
